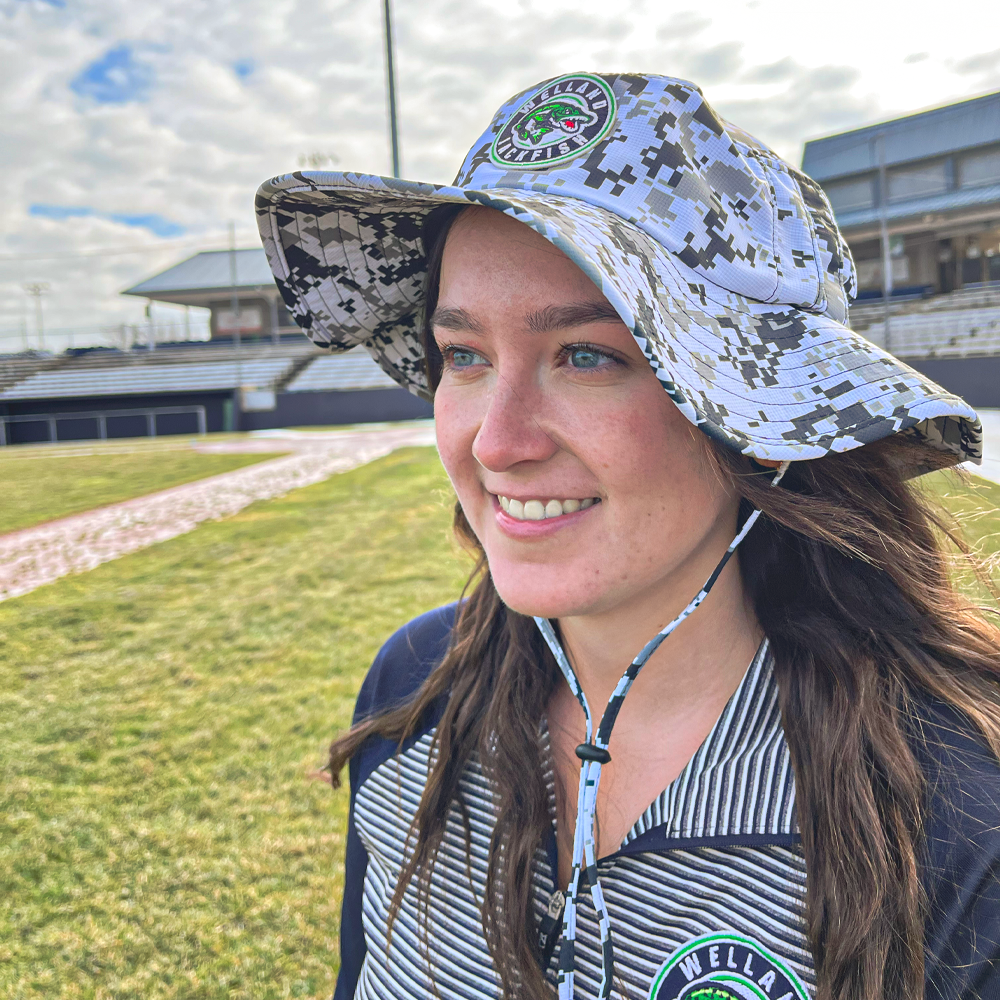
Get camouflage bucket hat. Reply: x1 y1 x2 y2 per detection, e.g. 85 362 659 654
255 72 982 471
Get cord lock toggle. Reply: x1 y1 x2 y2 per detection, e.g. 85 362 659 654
575 743 611 764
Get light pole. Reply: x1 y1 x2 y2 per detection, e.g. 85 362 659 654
382 0 401 178
876 131 893 355
23 282 50 351
229 221 243 431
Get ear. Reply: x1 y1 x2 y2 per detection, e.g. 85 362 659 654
751 457 784 469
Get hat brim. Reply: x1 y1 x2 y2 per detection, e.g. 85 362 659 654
256 171 982 471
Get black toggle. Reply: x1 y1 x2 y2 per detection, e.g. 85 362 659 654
575 743 611 764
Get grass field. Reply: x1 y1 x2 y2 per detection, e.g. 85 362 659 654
0 447 998 1000
0 446 469 1000
1 440 284 535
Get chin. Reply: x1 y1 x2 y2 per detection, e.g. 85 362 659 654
489 565 596 621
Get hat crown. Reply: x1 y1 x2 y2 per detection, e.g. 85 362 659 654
454 73 855 324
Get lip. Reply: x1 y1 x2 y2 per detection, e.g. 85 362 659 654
490 494 600 539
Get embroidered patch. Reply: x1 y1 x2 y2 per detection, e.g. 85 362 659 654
649 933 809 1000
489 73 616 169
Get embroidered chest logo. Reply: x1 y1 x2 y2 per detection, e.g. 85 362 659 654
490 73 616 169
649 933 809 1000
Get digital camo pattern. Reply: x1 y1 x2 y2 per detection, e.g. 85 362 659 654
254 72 982 469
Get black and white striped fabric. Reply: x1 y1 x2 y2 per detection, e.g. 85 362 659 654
336 603 1000 1000
348 638 814 1000
531 475 785 1000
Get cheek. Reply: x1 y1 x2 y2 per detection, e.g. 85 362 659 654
433 389 481 501
583 391 731 546
580 387 697 489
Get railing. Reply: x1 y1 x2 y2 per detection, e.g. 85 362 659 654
0 404 207 446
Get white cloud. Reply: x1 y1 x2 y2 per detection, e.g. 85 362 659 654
2 0 998 351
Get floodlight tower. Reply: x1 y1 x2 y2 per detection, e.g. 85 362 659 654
382 0 401 178
23 282 50 351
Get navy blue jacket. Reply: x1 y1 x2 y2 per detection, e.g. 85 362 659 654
334 605 1000 999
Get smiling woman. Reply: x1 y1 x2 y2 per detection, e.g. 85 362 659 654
255 73 1000 1000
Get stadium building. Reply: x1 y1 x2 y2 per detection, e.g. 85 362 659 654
803 89 1000 405
0 249 430 445
4 93 1000 446
122 249 293 341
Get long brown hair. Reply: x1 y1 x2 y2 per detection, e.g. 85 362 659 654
329 206 1000 1000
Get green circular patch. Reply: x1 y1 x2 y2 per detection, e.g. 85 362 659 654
489 73 616 169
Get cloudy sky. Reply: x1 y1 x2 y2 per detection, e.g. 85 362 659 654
3 0 999 352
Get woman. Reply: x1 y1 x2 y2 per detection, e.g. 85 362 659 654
256 74 1000 1000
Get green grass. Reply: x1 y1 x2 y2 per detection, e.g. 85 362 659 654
0 451 997 1000
920 470 1000 599
0 439 284 534
0 446 469 1000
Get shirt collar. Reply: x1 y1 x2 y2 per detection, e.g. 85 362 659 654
620 639 798 849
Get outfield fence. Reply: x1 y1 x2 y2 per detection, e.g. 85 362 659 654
0 404 207 446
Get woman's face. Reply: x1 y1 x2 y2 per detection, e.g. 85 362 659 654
432 207 741 622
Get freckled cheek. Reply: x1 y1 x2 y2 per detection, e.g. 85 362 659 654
570 398 677 489
434 390 486 509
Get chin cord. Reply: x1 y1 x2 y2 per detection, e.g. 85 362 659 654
533 461 789 1000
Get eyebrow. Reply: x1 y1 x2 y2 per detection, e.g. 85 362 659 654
429 302 623 334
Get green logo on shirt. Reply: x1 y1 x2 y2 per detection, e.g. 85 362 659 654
649 933 809 1000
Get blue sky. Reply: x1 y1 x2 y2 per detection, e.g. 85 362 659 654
2 0 999 349
70 43 154 104
30 203 184 237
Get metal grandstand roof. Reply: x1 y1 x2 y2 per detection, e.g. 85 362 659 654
802 90 1000 181
122 249 275 303
833 180 1000 229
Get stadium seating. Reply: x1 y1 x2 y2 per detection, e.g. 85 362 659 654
849 287 1000 357
0 358 299 400
284 348 399 392
0 352 63 392
861 306 1000 358
0 341 321 401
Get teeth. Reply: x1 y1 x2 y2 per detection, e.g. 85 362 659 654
523 500 546 521
498 495 599 521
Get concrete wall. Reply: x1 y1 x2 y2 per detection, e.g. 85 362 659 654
1 387 432 445
907 355 1000 408
238 387 433 430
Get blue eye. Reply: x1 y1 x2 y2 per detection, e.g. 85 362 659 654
448 348 486 368
568 347 607 369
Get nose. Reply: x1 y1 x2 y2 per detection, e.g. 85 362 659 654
472 370 558 473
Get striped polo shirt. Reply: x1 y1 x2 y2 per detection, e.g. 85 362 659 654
334 604 1000 1000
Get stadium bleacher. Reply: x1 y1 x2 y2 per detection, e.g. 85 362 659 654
284 348 399 393
0 352 63 392
847 286 1000 358
0 358 300 400
4 278 999 445
0 340 319 400
860 306 1000 358
0 337 432 444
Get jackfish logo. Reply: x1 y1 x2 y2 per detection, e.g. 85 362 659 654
490 73 616 169
649 934 810 1000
